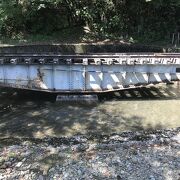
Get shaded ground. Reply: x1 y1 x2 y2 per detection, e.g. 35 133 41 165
0 83 180 139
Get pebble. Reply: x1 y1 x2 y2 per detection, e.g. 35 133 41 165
0 128 179 179
38 175 44 180
149 175 156 180
15 161 23 168
171 133 180 143
4 161 11 167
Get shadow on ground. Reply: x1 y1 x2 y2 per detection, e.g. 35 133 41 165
0 83 179 139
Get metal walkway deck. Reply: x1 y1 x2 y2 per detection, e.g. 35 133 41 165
0 53 180 93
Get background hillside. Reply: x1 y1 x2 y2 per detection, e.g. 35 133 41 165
0 0 179 45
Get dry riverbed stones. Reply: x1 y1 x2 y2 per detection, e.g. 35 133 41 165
0 128 179 180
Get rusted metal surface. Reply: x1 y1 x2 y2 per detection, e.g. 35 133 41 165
0 53 180 93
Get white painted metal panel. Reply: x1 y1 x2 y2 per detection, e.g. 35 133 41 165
149 73 162 83
86 66 102 91
122 72 149 86
133 65 149 73
41 66 53 90
102 65 125 73
27 65 49 89
148 65 175 73
0 66 4 83
134 73 149 85
29 66 39 80
125 66 136 73
159 73 171 82
101 65 124 90
5 65 28 86
0 63 180 92
54 65 69 90
71 65 84 90
124 72 139 86
171 73 180 81
102 72 123 90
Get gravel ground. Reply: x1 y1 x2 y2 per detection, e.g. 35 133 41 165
0 128 179 180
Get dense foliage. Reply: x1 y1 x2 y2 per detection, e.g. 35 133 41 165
0 0 179 41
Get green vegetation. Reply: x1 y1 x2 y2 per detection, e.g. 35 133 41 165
0 0 179 45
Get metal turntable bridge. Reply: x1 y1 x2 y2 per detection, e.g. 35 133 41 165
0 53 180 93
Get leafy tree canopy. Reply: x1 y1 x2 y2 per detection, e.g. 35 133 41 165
0 0 179 41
